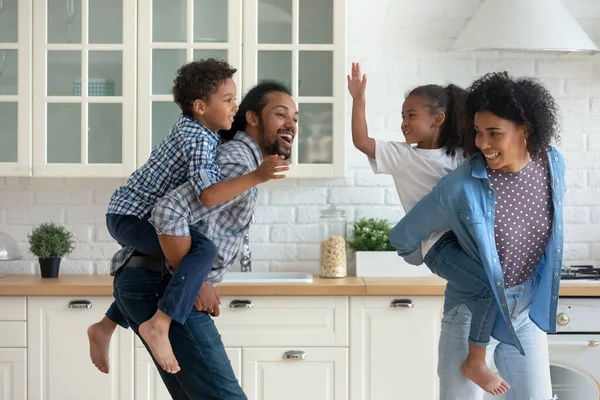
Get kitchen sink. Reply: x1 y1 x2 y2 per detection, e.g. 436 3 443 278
220 271 313 284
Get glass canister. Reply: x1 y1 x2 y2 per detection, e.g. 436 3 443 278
319 205 347 278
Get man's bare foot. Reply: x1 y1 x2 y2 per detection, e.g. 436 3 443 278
87 317 117 374
139 317 180 374
461 360 510 395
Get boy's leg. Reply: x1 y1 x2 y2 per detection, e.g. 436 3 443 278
138 227 217 374
158 227 217 324
88 214 165 374
425 232 509 395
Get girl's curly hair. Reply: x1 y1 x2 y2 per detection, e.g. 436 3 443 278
408 84 471 156
172 58 237 117
466 71 560 158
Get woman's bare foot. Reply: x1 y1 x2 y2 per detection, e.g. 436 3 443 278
461 359 510 395
139 311 180 374
87 317 117 374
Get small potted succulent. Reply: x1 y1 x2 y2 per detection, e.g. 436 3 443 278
28 223 75 278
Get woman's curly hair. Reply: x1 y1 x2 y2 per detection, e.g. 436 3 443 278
172 58 237 117
466 71 560 158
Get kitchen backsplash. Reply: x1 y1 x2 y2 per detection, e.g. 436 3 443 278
1 0 600 275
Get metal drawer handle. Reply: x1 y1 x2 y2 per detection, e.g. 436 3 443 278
589 341 599 347
551 341 600 347
390 299 414 308
229 299 254 309
283 350 307 360
68 300 92 309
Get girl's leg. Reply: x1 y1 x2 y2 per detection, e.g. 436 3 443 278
426 232 509 394
438 291 496 400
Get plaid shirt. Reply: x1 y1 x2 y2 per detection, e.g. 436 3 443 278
107 114 221 219
110 132 262 286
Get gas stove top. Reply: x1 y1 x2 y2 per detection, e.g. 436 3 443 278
561 265 600 281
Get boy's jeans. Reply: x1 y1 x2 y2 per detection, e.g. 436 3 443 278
439 277 553 399
105 213 216 326
114 266 247 399
424 231 497 347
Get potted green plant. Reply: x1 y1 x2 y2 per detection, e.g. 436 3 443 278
27 223 75 278
348 218 430 277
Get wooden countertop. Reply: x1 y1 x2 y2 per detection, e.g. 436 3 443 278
0 275 599 297
0 275 366 296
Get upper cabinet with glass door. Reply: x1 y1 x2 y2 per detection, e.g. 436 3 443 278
32 0 136 176
243 0 346 178
137 0 242 166
0 0 32 176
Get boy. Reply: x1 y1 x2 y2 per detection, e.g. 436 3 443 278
88 59 288 374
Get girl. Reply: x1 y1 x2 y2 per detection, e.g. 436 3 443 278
390 71 564 399
348 62 509 395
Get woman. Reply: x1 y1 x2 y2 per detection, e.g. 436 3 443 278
389 71 565 400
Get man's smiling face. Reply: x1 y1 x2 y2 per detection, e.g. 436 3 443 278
257 92 299 159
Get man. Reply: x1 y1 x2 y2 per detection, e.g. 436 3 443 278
110 81 298 399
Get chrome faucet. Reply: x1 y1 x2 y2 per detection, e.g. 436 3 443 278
240 214 254 272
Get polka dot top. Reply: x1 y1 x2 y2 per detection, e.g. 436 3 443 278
487 156 553 288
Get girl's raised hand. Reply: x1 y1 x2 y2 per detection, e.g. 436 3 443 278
347 62 367 99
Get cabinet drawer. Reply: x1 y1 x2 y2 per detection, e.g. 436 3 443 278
216 296 348 347
0 322 27 347
0 297 26 321
134 296 349 348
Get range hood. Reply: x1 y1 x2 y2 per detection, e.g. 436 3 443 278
451 0 599 53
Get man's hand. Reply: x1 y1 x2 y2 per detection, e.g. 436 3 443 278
253 155 289 182
194 283 221 316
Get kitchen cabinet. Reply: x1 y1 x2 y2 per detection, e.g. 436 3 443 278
3 0 346 178
243 347 348 400
2 292 446 399
0 297 27 400
28 296 134 400
0 0 32 176
350 296 443 400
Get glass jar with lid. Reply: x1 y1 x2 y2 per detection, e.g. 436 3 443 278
319 205 347 278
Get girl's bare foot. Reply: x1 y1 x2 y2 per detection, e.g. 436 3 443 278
139 312 180 374
461 360 510 395
87 317 117 374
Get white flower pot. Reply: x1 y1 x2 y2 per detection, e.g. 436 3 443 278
355 251 433 277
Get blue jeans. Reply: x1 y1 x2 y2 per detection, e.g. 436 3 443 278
439 276 553 400
425 231 497 346
114 266 247 399
105 213 217 326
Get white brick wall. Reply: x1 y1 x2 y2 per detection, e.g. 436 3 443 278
1 0 599 275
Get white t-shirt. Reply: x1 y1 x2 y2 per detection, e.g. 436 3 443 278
369 140 466 258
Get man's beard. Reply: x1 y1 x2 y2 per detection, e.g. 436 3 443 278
258 119 291 160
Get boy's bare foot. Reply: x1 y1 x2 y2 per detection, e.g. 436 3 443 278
139 312 180 374
87 317 117 374
461 360 510 395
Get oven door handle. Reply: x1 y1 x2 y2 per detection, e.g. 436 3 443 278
550 340 599 347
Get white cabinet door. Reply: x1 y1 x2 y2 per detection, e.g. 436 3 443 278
0 0 32 176
136 0 243 166
242 0 346 178
350 296 443 400
243 347 347 400
135 347 242 400
28 297 134 400
32 0 136 177
0 349 27 400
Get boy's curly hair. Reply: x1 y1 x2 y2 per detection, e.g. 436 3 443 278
172 58 237 117
408 84 471 156
466 71 560 158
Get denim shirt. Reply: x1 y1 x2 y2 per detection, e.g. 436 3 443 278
389 148 566 349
